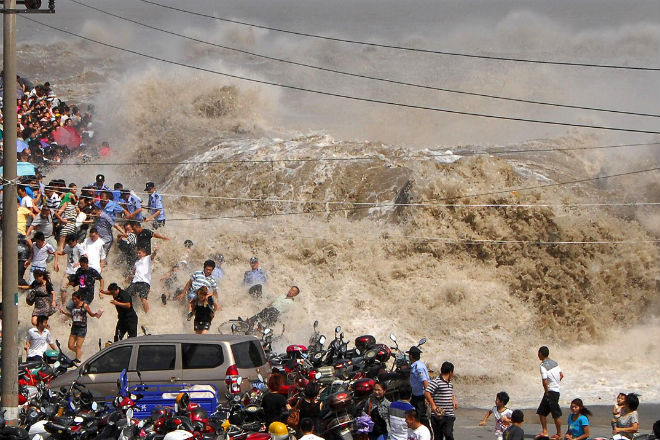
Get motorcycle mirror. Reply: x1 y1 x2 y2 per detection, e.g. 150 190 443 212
335 326 341 333
231 324 238 334
340 332 344 339
263 328 272 336
418 338 427 346
53 361 60 370
390 334 397 342
319 335 326 345
258 373 264 383
236 376 243 385
315 372 322 380
126 408 134 423
355 349 361 355
138 420 145 429
313 320 319 329
91 401 98 411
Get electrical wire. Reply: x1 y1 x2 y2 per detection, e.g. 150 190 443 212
20 16 660 135
136 0 660 72
50 141 660 167
68 0 660 118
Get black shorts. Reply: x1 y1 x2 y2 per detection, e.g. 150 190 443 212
127 282 150 299
537 391 562 418
194 320 211 331
70 325 87 338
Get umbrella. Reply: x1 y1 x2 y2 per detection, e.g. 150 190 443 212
16 139 29 153
0 161 36 177
52 126 82 149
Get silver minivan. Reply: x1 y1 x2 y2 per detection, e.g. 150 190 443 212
49 334 269 400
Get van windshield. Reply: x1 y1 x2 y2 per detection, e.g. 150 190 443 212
232 340 266 368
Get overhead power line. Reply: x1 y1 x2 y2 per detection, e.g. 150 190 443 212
52 142 660 167
68 0 660 118
18 17 660 135
136 0 660 72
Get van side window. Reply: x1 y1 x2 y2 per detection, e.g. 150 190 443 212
231 340 266 368
137 345 176 371
87 346 132 374
182 344 224 369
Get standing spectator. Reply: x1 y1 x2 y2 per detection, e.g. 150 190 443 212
612 393 639 440
409 346 430 428
389 384 415 440
26 269 56 326
54 233 83 306
70 256 104 305
25 231 56 284
405 409 431 440
503 410 525 440
143 181 166 229
298 383 323 434
24 315 57 361
81 227 106 273
363 382 390 440
60 291 102 362
125 246 157 313
187 286 217 334
130 220 168 255
425 361 458 440
299 418 324 440
243 256 268 298
100 282 138 341
175 260 218 302
262 373 290 426
536 346 563 440
18 184 36 213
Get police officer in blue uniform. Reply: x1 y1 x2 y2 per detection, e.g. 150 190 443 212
143 181 166 229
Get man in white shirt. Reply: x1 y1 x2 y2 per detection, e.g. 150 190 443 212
406 409 431 440
25 231 56 284
24 316 58 361
126 246 158 313
536 346 563 439
81 227 106 272
299 418 324 440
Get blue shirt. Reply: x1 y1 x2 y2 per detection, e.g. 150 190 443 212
89 182 110 196
410 360 430 396
148 192 166 221
95 211 114 243
111 190 122 202
567 414 589 439
243 268 267 286
124 194 143 221
95 200 124 219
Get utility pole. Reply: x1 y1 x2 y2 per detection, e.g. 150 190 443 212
1 0 19 425
1 0 53 425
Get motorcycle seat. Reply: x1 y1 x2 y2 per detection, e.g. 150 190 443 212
19 360 43 370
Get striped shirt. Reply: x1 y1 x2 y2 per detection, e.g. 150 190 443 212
189 270 217 294
426 376 454 417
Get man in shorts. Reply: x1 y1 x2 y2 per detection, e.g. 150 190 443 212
126 246 157 313
536 346 563 440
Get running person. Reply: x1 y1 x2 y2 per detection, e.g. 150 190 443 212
125 246 157 313
60 291 103 362
187 286 217 334
100 283 138 341
54 233 83 306
175 260 218 302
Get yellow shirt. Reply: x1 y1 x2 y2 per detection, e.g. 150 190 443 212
17 206 31 235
